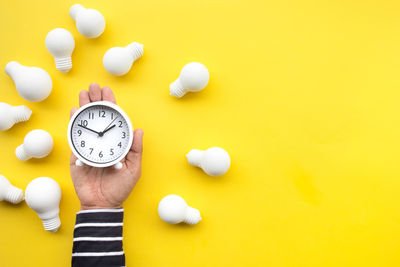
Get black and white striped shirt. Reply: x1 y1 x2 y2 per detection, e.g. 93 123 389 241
72 209 125 267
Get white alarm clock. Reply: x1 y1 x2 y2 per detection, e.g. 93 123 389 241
67 101 133 169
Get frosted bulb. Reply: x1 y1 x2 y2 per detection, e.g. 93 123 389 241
70 4 105 38
170 62 209 98
45 28 75 73
15 129 53 161
158 195 201 225
25 177 61 232
186 147 231 176
0 175 24 204
5 61 52 102
0 103 32 130
103 42 144 76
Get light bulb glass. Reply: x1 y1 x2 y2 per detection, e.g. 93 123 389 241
15 129 53 161
5 61 52 102
170 62 209 98
25 177 61 232
186 147 231 176
158 194 201 225
103 42 144 76
0 102 32 130
70 4 105 38
45 28 75 73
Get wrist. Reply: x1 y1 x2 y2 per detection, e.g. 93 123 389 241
80 205 122 210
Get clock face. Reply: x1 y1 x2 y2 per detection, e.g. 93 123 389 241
68 102 133 167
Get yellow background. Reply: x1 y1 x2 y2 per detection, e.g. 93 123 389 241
1 0 400 266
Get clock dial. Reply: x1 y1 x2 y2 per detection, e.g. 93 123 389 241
70 104 131 165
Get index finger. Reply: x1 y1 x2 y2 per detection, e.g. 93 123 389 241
79 90 90 107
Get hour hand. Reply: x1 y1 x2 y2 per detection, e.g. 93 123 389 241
78 124 101 136
101 124 116 136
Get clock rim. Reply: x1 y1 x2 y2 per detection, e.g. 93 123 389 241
67 101 134 168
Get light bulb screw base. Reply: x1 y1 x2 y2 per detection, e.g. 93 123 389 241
127 42 144 61
12 106 32 123
55 57 72 73
15 145 31 161
5 185 24 204
184 207 201 225
42 216 61 232
170 79 186 98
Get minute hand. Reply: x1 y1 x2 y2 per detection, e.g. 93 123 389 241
78 124 101 135
101 116 118 134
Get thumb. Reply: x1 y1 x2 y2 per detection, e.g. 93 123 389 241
69 107 79 165
126 129 144 174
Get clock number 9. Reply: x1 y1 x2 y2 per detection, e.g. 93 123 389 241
77 130 82 136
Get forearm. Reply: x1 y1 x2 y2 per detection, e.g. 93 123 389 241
72 209 125 267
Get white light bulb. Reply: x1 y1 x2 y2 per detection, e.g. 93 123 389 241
103 42 144 76
0 103 32 130
15 129 54 161
25 177 61 232
5 61 52 102
158 194 201 225
0 175 24 204
170 62 209 98
70 4 105 38
186 147 231 176
45 28 75 73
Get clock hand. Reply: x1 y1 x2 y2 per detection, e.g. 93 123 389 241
101 124 116 135
78 124 101 136
100 116 118 134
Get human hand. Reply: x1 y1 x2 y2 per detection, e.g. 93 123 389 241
69 83 144 210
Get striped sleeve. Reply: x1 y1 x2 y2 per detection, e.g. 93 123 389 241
72 209 125 267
